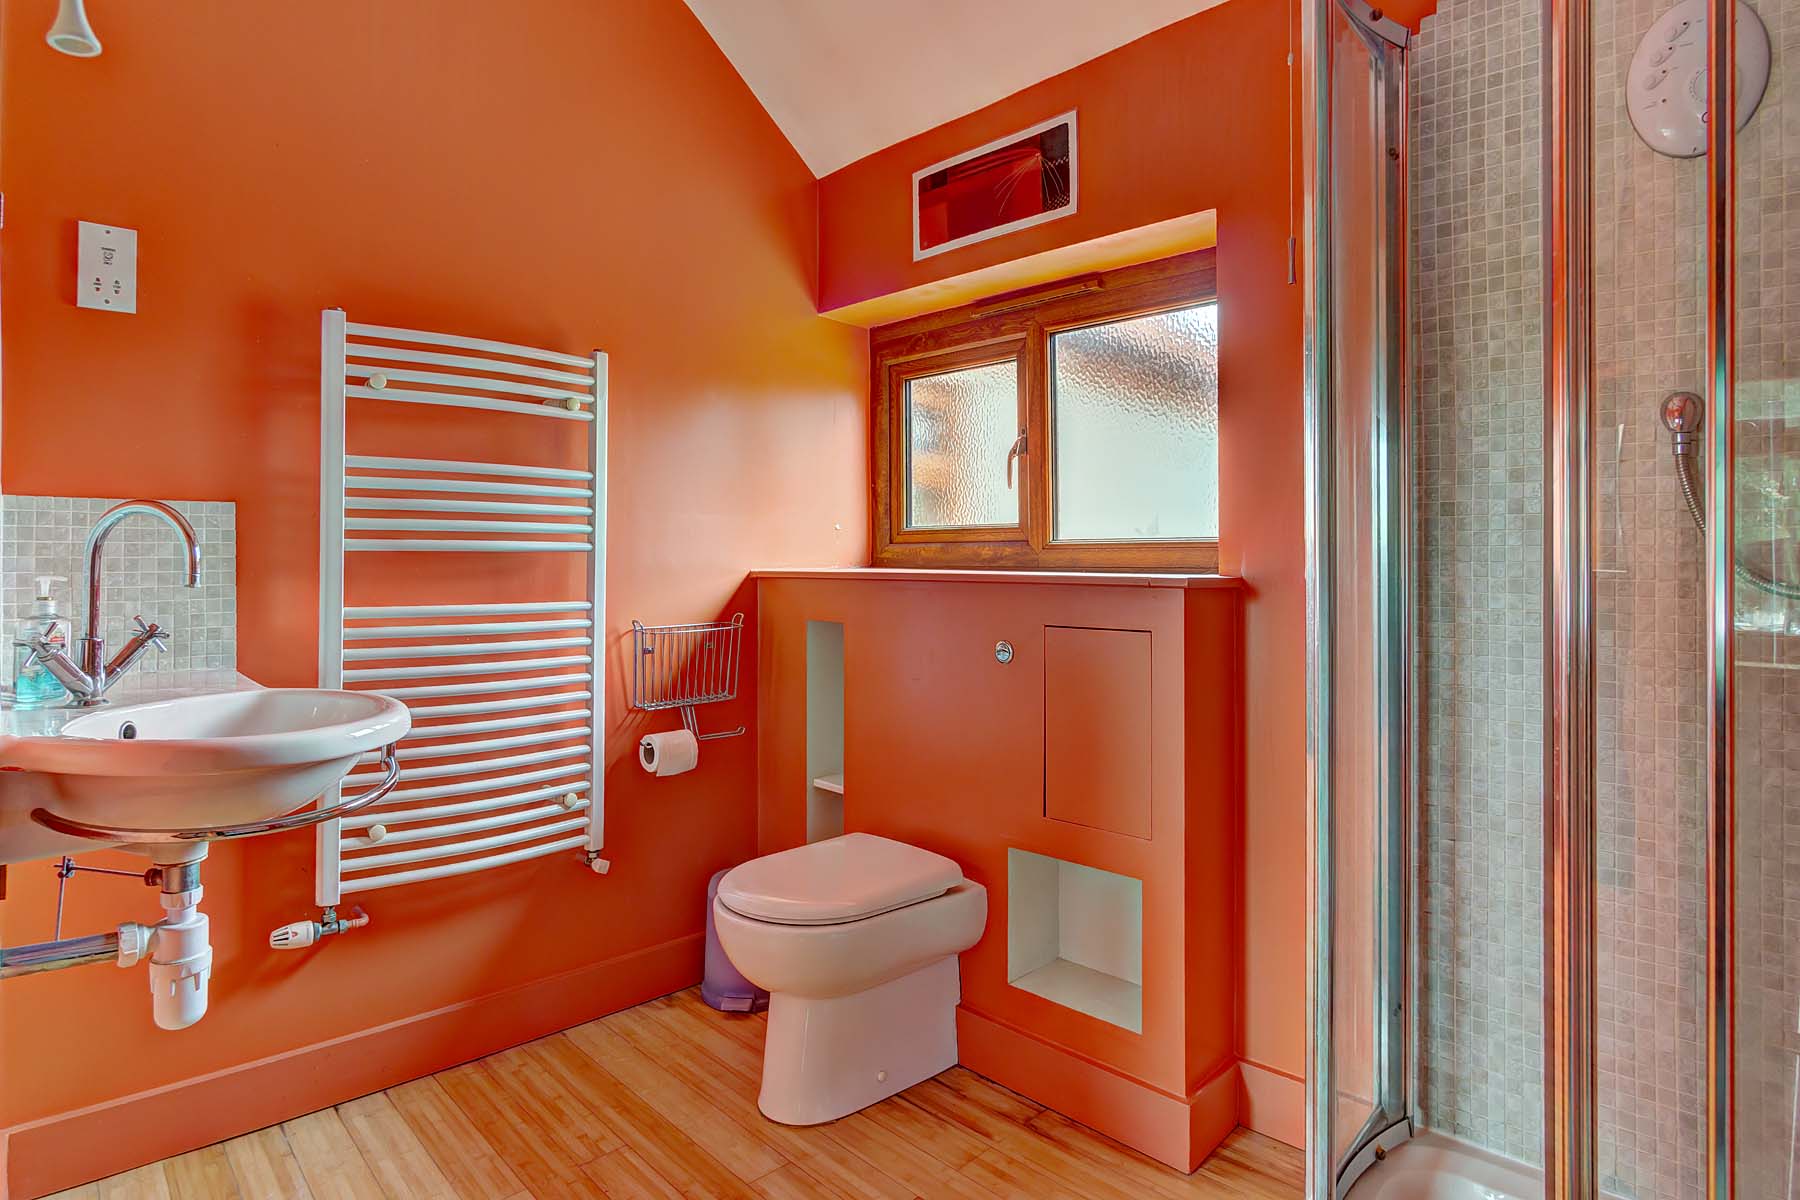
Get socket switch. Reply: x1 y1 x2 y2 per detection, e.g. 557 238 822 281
77 221 137 313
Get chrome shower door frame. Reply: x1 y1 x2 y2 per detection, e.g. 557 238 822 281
1302 2 1413 1195
1702 0 1738 1195
1541 0 1597 1194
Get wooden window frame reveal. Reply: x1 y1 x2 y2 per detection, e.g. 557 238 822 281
870 249 1220 571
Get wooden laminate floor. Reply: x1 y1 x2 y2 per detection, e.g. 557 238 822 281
48 988 1302 1200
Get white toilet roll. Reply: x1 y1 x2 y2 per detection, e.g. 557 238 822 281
639 729 700 777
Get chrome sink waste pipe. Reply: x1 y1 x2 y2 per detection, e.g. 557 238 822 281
0 930 124 976
0 851 212 1030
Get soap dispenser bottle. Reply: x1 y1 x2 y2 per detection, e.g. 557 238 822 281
12 575 72 708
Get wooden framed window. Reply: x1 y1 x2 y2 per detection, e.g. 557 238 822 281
871 250 1219 571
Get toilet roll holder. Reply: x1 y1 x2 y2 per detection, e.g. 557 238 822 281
630 612 746 741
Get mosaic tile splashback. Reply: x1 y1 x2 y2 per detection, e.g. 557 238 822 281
0 496 236 687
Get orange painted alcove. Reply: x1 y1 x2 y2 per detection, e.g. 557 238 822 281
755 569 1243 1171
812 0 1312 1142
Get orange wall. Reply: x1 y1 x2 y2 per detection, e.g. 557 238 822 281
1386 1 1439 30
0 0 865 1188
817 0 1309 1106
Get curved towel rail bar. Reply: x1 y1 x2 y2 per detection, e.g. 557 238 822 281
363 762 590 808
406 708 593 739
346 320 594 370
347 744 587 784
347 519 595 536
346 497 594 517
338 781 590 832
346 384 593 421
403 688 593 716
344 342 594 386
342 815 589 873
346 539 594 554
344 601 590 619
347 619 592 640
343 636 593 661
345 455 593 481
345 475 593 498
338 834 590 896
343 654 593 682
340 799 590 852
354 674 595 703
344 364 590 405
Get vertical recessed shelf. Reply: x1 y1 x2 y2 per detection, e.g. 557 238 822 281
1006 848 1143 1033
806 620 845 843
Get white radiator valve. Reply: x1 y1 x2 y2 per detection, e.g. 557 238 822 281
270 906 368 951
269 919 322 950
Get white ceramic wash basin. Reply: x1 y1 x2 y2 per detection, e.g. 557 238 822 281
1 688 410 850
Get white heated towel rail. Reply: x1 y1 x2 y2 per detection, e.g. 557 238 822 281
312 309 608 913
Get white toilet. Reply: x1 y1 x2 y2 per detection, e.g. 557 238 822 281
712 832 988 1125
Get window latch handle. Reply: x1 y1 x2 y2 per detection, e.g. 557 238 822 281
1005 430 1028 490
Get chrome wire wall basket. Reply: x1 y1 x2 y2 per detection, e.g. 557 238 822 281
630 613 745 740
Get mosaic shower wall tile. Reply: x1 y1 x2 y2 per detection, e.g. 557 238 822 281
1410 0 1547 1166
0 496 236 686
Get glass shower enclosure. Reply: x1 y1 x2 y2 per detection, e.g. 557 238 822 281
1303 1 1412 1188
1304 0 1800 1196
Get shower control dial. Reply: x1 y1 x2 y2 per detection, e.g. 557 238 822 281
1628 0 1769 159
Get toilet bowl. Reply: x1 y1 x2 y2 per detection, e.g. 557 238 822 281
713 832 988 1125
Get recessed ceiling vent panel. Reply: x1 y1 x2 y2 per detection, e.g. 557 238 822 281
914 112 1077 260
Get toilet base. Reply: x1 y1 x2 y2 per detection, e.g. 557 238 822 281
758 955 960 1125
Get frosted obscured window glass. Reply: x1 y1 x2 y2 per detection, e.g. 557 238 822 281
905 361 1019 529
1051 303 1219 541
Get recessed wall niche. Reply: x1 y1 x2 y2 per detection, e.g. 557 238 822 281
1006 847 1143 1033
805 620 845 842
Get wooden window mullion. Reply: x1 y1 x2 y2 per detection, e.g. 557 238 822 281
1024 320 1051 554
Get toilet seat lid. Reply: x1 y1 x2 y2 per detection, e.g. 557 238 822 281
717 833 964 926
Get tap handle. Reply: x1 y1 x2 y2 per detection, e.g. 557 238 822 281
22 622 64 668
131 616 169 653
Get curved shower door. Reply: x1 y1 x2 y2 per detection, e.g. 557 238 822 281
1729 0 1800 1190
1303 2 1412 1194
